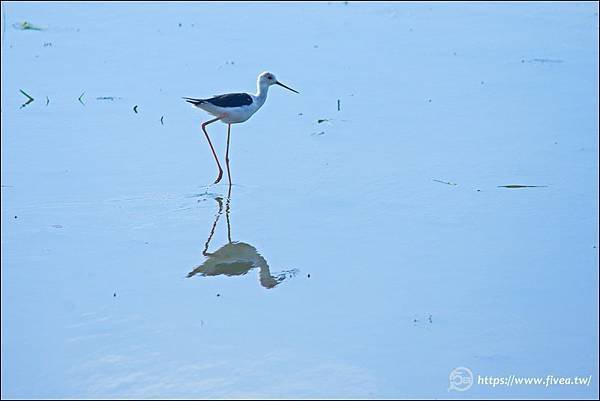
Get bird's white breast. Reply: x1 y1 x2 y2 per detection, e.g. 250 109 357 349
220 104 257 124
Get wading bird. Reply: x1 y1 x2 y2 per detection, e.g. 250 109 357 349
183 71 299 185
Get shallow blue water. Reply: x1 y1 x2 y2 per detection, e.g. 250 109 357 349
1 2 598 399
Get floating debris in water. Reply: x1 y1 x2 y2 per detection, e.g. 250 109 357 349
133 105 138 113
78 92 85 105
14 21 44 31
307 274 311 278
317 119 328 123
337 99 340 111
433 179 457 186
311 131 325 136
19 89 34 108
498 185 548 189
525 58 564 64
113 292 117 297
217 61 236 69
96 96 119 101
216 293 221 297
412 314 433 325
46 96 49 106
160 116 164 125
51 224 63 229
20 89 34 100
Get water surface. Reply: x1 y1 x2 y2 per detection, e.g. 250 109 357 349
1 2 598 399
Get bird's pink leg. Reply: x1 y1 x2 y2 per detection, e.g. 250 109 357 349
201 117 223 184
225 123 233 187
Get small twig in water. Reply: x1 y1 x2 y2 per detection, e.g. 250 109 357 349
160 116 164 125
337 99 340 111
133 105 138 113
19 89 34 108
19 89 34 101
498 185 548 189
433 179 457 186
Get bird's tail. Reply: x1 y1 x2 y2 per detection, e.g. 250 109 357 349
182 97 205 106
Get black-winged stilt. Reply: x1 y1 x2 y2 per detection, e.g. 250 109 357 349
183 71 299 185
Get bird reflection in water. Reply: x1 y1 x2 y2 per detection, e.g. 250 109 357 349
187 189 297 289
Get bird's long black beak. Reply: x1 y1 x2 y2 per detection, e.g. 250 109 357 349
275 81 299 94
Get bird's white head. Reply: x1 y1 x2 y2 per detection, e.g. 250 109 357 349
258 71 299 94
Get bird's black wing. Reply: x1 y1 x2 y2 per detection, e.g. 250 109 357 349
183 93 253 108
205 93 253 107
